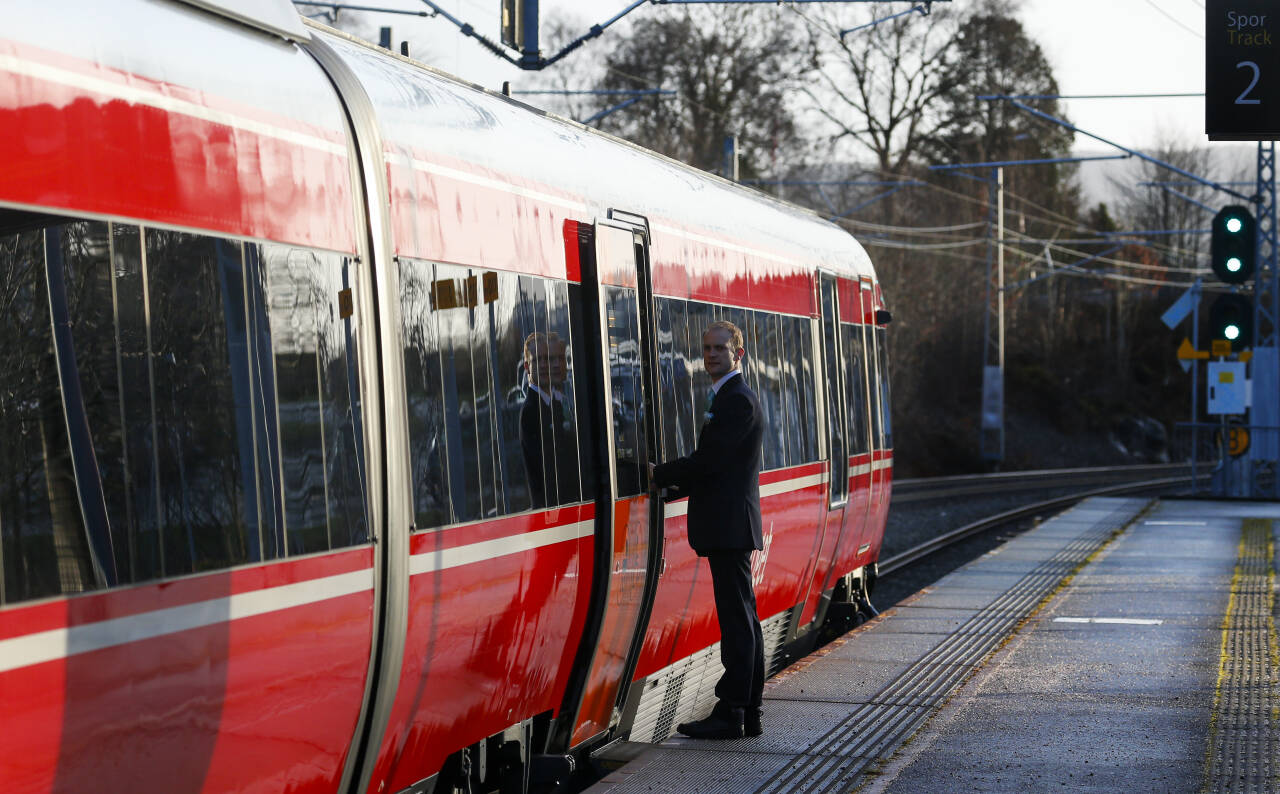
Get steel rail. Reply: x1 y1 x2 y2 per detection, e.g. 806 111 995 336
879 475 1195 576
891 463 1193 503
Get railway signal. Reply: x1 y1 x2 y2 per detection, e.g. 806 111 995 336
1208 293 1254 353
1210 205 1256 284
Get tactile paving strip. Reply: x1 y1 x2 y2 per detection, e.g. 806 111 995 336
755 498 1149 794
1203 518 1279 794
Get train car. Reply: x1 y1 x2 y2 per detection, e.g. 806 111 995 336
0 2 892 792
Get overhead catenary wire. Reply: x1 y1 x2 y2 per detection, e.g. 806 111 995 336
529 4 1214 283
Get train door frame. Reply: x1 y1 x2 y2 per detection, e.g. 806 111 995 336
302 35 409 794
818 272 850 510
549 214 664 753
847 278 877 563
794 271 850 631
860 279 885 552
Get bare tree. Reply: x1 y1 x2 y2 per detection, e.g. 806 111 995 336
1113 138 1234 272
590 6 808 179
799 2 965 178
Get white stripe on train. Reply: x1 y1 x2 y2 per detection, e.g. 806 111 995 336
0 469 856 673
0 569 371 674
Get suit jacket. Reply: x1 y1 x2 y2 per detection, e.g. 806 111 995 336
653 371 764 555
520 391 579 508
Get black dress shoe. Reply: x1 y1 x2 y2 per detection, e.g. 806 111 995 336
745 707 762 737
676 709 744 740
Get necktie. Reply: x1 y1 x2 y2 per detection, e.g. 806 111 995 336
705 388 715 412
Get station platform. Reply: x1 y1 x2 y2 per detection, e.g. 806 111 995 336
588 497 1280 793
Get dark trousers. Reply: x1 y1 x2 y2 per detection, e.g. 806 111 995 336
706 551 765 711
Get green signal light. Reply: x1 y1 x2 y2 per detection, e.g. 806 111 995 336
1225 324 1241 341
1212 206 1256 284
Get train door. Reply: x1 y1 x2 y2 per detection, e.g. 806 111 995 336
868 286 893 535
797 272 849 627
834 279 874 576
554 217 664 750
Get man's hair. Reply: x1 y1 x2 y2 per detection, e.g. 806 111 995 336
523 331 564 361
705 320 744 351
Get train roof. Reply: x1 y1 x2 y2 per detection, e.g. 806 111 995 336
1 1 876 298
307 22 877 290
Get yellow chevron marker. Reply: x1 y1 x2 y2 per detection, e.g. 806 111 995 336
1177 338 1210 360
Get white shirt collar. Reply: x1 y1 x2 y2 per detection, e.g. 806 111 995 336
710 370 740 395
528 383 563 406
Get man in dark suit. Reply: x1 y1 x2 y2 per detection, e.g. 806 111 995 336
649 320 765 740
520 332 579 508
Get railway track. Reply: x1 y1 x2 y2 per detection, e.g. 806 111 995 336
881 463 1200 575
869 463 1205 612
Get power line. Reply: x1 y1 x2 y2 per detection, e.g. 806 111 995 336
1142 0 1203 39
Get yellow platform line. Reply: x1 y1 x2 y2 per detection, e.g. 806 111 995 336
1202 518 1278 793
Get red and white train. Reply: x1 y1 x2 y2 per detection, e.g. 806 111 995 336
0 2 892 792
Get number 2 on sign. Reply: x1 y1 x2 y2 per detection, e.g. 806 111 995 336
1236 61 1261 105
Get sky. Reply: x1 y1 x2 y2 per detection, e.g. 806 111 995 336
317 0 1224 155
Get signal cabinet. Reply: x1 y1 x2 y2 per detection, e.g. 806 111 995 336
1207 361 1250 415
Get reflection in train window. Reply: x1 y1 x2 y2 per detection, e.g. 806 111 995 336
652 299 821 472
792 316 820 464
0 218 368 605
655 299 693 462
260 245 367 555
604 286 645 499
685 301 714 436
399 261 586 529
874 328 893 449
843 325 870 458
752 311 787 471
819 278 848 504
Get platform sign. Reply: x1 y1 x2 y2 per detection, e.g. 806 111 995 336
1206 0 1280 140
1214 421 1252 457
1229 426 1251 456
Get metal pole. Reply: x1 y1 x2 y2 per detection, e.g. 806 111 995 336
997 166 1006 462
1191 281 1201 493
980 167 1004 465
1249 141 1278 497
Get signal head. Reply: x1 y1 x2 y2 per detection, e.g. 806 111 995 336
1207 293 1253 352
1211 205 1256 284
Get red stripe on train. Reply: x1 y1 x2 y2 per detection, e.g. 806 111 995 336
0 38 356 252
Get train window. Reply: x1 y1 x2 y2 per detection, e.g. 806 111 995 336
655 298 694 461
400 259 451 528
843 324 870 458
778 317 803 467
432 263 498 521
400 262 586 526
604 286 645 498
685 301 714 436
782 315 819 465
751 311 787 471
819 278 848 504
259 244 368 554
494 274 533 515
0 219 368 605
523 277 583 509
